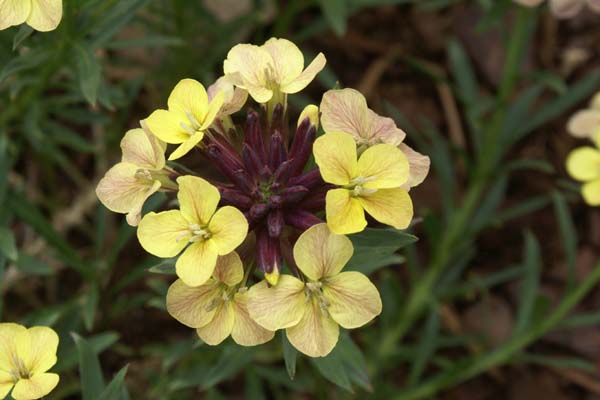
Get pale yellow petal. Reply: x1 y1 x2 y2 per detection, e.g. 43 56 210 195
208 206 248 255
286 296 339 358
323 271 382 329
125 180 162 227
297 104 319 128
167 132 204 161
223 44 271 102
359 188 413 230
120 128 165 170
358 143 409 189
0 0 30 30
0 375 13 400
168 79 209 124
246 276 306 331
325 189 367 235
582 179 600 206
166 279 219 328
176 240 219 287
208 76 248 116
313 132 358 185
0 323 29 373
399 143 430 190
280 52 327 94
566 147 600 181
293 223 353 280
262 38 304 85
196 301 235 345
96 163 159 215
144 109 190 144
320 88 370 142
177 176 220 226
550 0 585 18
213 252 243 286
137 210 190 258
24 327 58 375
368 110 406 146
200 91 225 130
567 110 600 138
231 292 275 346
11 373 59 400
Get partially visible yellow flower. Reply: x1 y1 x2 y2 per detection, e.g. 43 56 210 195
0 0 62 32
514 0 600 17
167 252 274 346
137 176 248 287
313 131 414 234
144 79 225 161
223 38 326 104
96 126 174 226
567 91 600 139
247 223 382 357
566 134 600 206
0 323 59 400
297 104 319 128
207 76 248 117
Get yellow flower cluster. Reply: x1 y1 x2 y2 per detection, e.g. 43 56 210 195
0 0 63 32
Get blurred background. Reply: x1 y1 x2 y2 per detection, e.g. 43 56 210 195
1 0 600 398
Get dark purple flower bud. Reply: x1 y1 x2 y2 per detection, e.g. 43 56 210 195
249 203 269 221
219 188 253 209
259 165 272 181
206 145 241 184
256 228 282 279
284 209 322 231
244 110 267 163
280 186 309 204
299 186 328 211
269 195 283 207
268 131 286 171
231 169 256 194
287 125 316 177
289 117 311 157
242 144 263 180
270 103 285 135
288 169 324 189
273 159 294 186
267 208 284 238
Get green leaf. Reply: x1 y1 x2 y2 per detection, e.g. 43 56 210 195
0 135 9 206
408 307 440 385
0 49 51 82
72 333 106 400
311 348 353 392
147 259 176 274
552 192 577 290
513 232 542 336
16 252 54 275
448 39 478 106
74 44 102 105
12 25 33 50
317 0 348 36
90 0 152 48
281 331 297 380
98 365 129 400
0 227 18 261
347 228 417 274
513 353 596 372
82 285 99 331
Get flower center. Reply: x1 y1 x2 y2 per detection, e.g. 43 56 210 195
10 354 31 382
305 281 331 317
188 223 212 242
348 176 377 197
180 110 203 136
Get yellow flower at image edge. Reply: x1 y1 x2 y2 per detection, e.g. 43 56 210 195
0 323 59 400
0 0 62 32
246 224 382 357
566 137 600 206
167 252 274 346
137 175 248 287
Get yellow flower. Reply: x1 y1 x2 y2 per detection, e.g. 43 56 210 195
137 176 248 287
247 224 382 357
144 79 224 161
223 38 326 104
567 91 600 139
320 88 430 190
207 76 248 117
167 252 274 346
313 131 414 234
566 134 600 206
0 0 62 32
96 126 174 226
297 104 319 128
0 323 59 400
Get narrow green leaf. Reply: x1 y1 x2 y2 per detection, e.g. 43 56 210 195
0 49 51 82
311 348 353 393
82 285 99 332
336 333 372 391
0 135 8 206
16 252 54 275
72 333 106 400
408 307 440 385
448 39 478 106
513 353 595 372
513 232 542 336
74 44 102 105
317 0 348 35
281 331 297 380
0 227 18 261
552 192 577 290
147 259 176 275
12 25 34 50
98 365 129 400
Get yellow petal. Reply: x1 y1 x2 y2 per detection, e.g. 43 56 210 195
262 38 304 85
166 279 219 328
313 132 358 185
144 109 189 145
320 88 370 142
11 373 59 400
0 374 13 400
125 180 162 227
368 110 406 146
231 292 275 346
591 91 600 110
566 147 600 181
582 179 600 206
280 52 327 94
223 44 272 102
246 276 306 331
208 76 248 116
399 143 430 190
24 327 58 375
208 206 248 255
176 240 219 287
293 223 353 280
567 109 600 138
196 301 235 345
213 252 243 286
167 79 209 125
325 188 367 235
323 271 382 329
358 143 409 189
0 0 31 30
120 128 165 170
359 188 413 230
167 132 204 161
200 91 225 130
286 296 339 358
0 323 29 373
27 0 62 32
177 176 220 226
137 210 190 258
297 104 319 128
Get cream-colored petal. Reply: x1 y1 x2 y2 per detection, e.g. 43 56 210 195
550 0 585 17
212 252 243 286
513 0 545 6
177 176 220 226
24 327 58 375
359 188 414 230
96 163 158 215
325 189 367 235
566 147 600 181
208 206 248 255
137 210 190 258
0 0 31 30
120 128 165 170
11 373 59 400
323 271 382 329
399 143 430 190
243 85 274 104
167 132 204 161
166 279 220 328
582 179 600 206
588 0 600 12
200 91 225 130
368 111 406 146
293 223 353 280
144 110 190 144
280 53 327 94
27 0 62 32
246 276 306 331
196 301 235 345
262 38 304 85
208 76 248 116
286 296 339 358
0 323 29 373
567 109 600 138
320 88 370 142
358 143 409 189
223 44 271 100
176 240 219 287
313 131 358 185
168 79 209 124
231 292 275 346
125 180 162 227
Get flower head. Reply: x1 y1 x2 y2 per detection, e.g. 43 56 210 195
566 134 600 206
224 38 326 104
247 223 382 357
167 252 274 346
0 0 62 32
313 131 414 234
137 176 248 286
0 323 59 400
568 92 600 139
144 79 225 160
